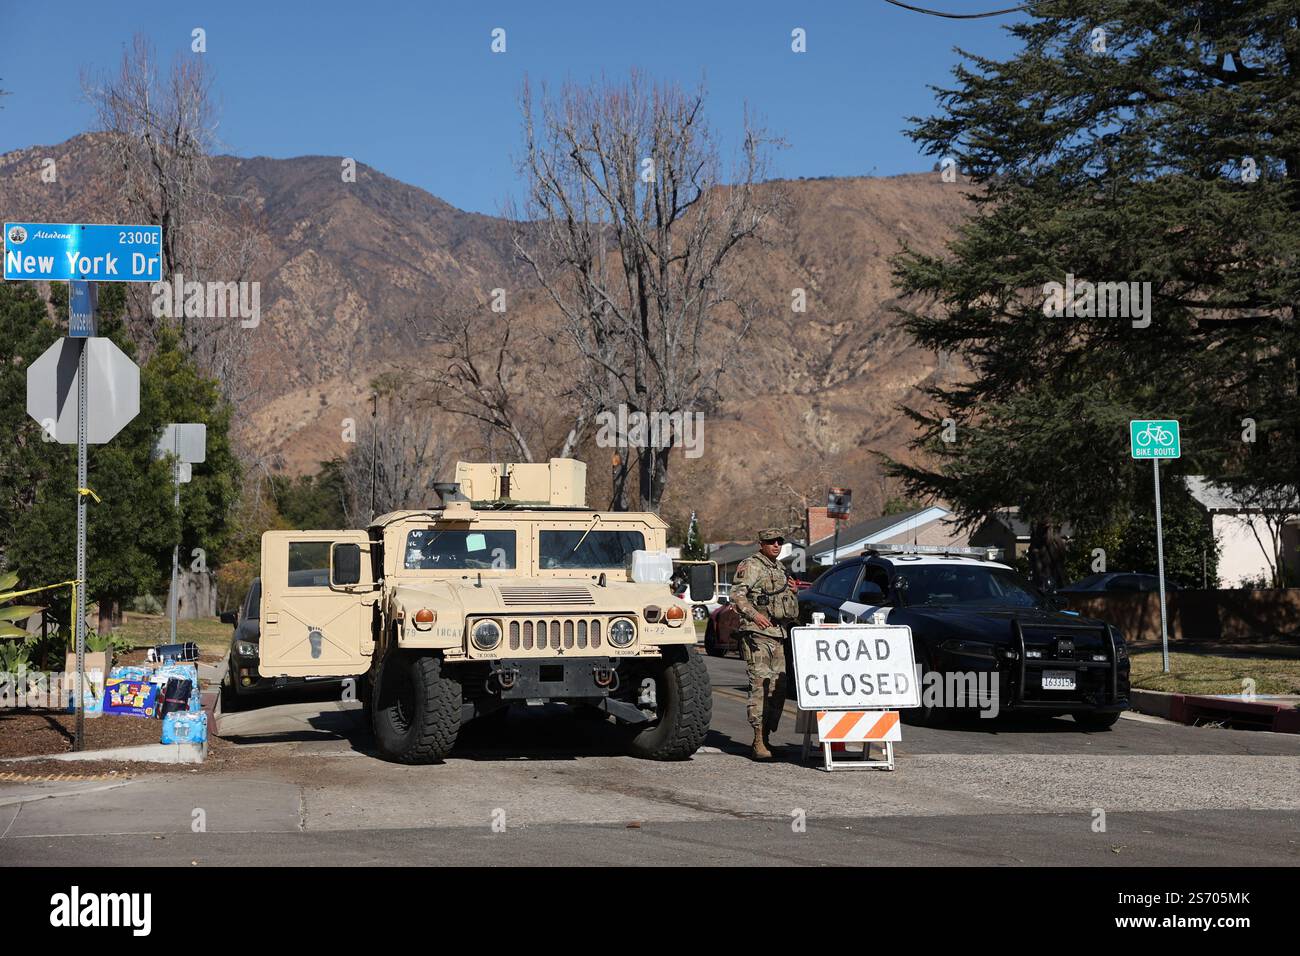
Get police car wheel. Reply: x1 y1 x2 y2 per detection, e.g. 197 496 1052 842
900 649 950 728
692 605 708 621
1072 710 1121 731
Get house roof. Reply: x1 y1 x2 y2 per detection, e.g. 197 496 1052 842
708 541 759 567
809 506 951 563
980 508 1074 540
1185 476 1300 514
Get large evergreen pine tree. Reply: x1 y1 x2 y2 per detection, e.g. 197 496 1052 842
886 0 1298 585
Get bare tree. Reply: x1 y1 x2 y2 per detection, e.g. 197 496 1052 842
514 72 783 511
1231 483 1300 588
406 294 594 464
81 34 267 409
340 390 449 526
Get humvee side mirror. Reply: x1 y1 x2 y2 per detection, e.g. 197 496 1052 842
688 563 715 602
331 542 362 587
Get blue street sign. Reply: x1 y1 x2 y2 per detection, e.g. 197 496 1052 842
69 281 97 337
4 222 163 283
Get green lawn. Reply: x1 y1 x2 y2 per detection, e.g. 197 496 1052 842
114 612 231 659
1128 650 1300 697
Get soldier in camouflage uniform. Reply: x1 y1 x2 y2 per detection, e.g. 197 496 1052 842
730 528 799 760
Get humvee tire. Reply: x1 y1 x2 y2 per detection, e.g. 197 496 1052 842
624 648 712 760
372 651 461 763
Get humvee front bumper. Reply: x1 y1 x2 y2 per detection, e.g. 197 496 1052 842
483 657 649 723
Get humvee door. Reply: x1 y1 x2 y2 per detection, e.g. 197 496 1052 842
259 530 376 678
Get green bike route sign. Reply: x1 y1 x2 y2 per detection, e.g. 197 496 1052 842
1129 419 1180 459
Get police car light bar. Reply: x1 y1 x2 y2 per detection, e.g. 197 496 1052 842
866 544 1004 561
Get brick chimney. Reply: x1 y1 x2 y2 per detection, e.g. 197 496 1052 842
806 507 837 547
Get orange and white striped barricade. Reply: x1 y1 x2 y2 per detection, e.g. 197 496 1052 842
796 708 901 771
790 615 918 772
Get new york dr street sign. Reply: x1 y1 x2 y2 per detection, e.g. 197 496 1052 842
4 222 162 283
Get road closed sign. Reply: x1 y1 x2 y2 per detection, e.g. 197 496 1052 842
790 624 920 710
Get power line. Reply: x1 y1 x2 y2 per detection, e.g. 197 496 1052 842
881 0 1030 19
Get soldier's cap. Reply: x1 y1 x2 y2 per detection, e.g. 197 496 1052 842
758 529 785 544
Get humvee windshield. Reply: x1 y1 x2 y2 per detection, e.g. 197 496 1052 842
540 530 645 569
404 529 517 569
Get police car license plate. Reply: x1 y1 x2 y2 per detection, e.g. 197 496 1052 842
1042 670 1076 690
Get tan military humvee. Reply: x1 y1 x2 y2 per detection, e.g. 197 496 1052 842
258 459 715 763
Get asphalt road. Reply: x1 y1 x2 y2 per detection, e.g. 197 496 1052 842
1 653 1297 866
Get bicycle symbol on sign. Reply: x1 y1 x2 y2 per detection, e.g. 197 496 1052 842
1135 424 1175 447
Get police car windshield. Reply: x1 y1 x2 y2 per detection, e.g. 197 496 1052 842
895 564 1045 609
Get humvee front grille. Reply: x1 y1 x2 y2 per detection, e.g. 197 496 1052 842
508 617 603 651
499 586 595 606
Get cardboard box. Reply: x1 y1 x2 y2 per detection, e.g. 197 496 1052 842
64 651 108 717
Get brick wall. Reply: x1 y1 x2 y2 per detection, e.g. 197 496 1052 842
806 507 837 547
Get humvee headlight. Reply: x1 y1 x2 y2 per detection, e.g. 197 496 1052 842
472 620 502 651
664 605 686 627
413 608 436 631
609 618 636 648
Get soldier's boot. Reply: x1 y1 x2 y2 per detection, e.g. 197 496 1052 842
762 681 784 752
762 718 778 753
751 725 772 761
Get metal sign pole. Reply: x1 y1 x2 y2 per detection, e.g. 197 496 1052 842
169 434 181 644
1153 458 1170 674
74 337 88 751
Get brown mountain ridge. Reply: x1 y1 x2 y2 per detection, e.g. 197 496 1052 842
1 134 973 539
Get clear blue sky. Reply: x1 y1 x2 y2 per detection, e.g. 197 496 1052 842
0 1 1026 215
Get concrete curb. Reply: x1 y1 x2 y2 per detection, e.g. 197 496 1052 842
0 741 208 765
1130 688 1299 733
1129 689 1176 721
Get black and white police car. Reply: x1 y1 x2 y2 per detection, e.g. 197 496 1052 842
797 548 1130 729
